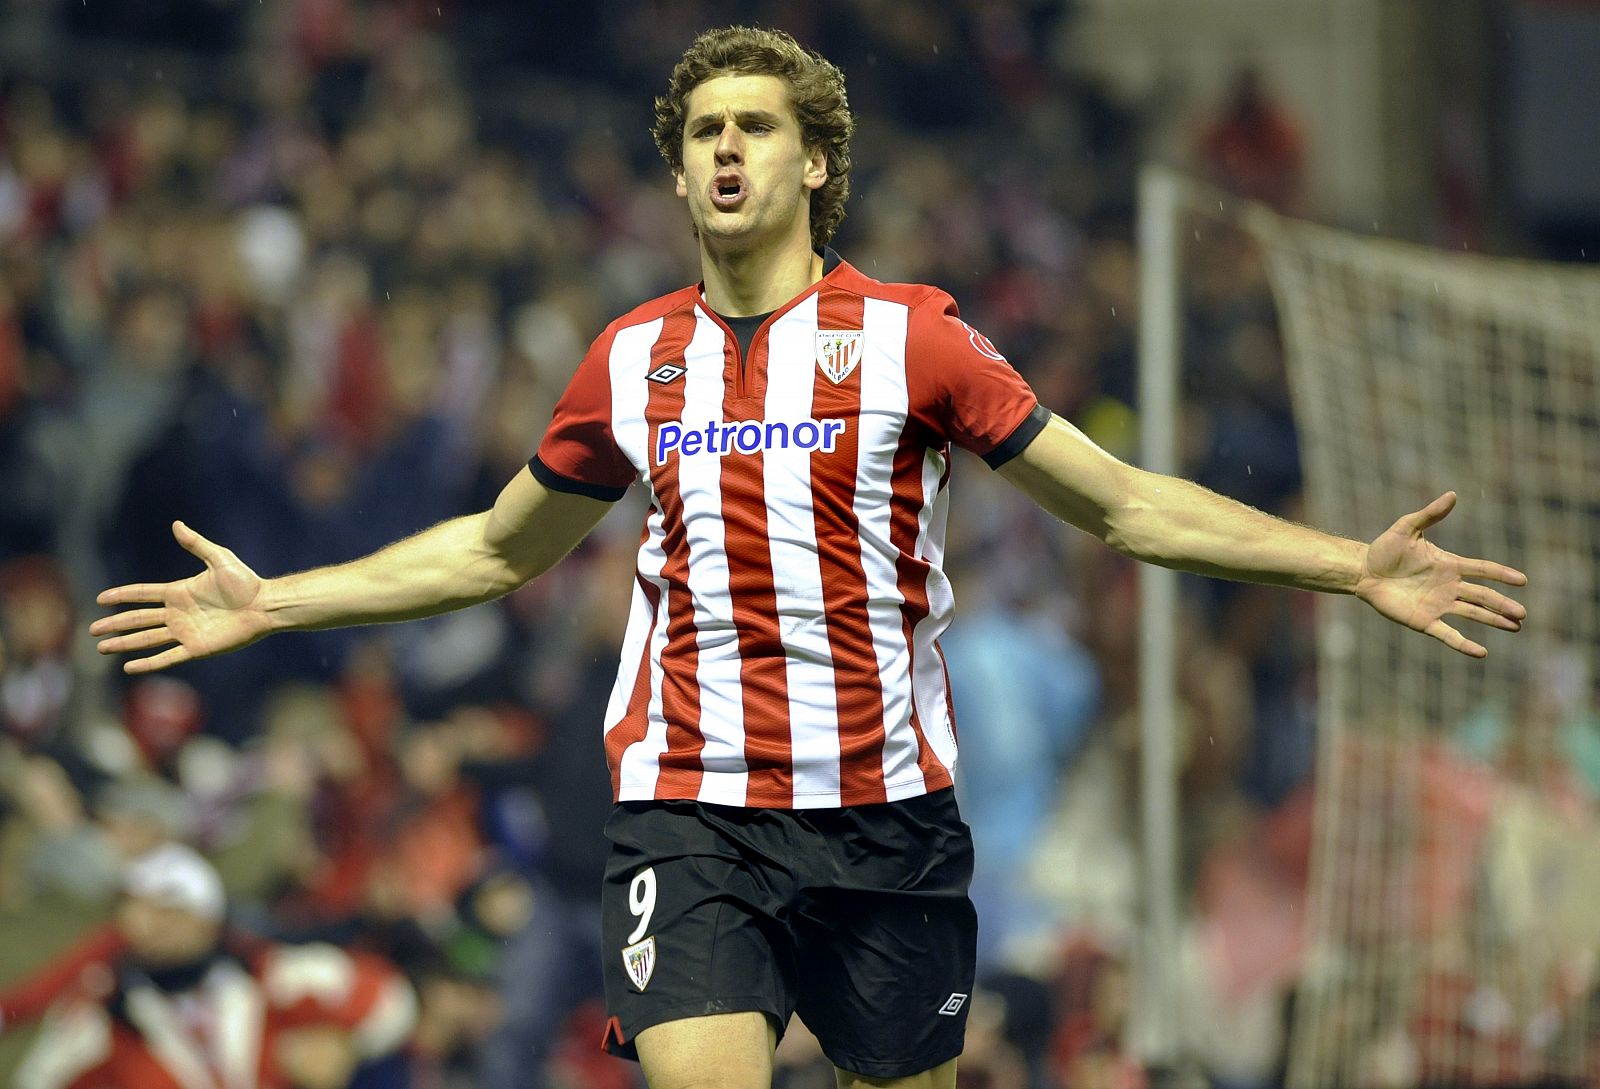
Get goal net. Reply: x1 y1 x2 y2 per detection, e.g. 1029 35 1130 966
1143 169 1600 1088
1263 210 1600 1089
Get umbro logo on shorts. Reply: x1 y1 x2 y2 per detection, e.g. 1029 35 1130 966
655 418 846 464
938 992 968 1016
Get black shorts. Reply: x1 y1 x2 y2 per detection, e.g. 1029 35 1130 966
599 787 977 1079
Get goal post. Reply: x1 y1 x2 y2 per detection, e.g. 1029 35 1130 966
1134 163 1600 1087
1131 166 1186 1071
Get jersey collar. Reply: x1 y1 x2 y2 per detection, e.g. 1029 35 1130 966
694 247 850 316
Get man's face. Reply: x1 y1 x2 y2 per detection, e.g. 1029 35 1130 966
674 73 827 252
117 895 222 967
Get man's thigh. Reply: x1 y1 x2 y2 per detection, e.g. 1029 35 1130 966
833 1057 957 1089
635 1011 777 1089
633 1013 956 1089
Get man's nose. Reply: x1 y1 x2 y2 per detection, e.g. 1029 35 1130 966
715 126 743 164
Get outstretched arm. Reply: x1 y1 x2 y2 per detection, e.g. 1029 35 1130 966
999 412 1527 657
91 468 614 674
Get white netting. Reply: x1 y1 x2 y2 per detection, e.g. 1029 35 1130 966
1231 213 1600 1088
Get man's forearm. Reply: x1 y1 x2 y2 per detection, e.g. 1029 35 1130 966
1106 467 1366 593
259 511 530 633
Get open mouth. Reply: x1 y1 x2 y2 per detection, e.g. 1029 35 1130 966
711 175 747 209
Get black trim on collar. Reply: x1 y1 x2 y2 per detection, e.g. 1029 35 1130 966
820 246 843 275
721 311 772 360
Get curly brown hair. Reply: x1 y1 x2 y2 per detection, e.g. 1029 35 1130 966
653 26 855 249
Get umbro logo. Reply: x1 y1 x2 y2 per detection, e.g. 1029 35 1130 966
938 992 968 1016
647 363 686 384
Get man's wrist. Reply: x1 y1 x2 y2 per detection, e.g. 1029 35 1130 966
254 577 293 635
1348 542 1373 597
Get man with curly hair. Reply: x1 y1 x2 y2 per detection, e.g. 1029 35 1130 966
93 25 1526 1089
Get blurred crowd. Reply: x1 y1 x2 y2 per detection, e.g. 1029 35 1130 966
0 1 1324 1087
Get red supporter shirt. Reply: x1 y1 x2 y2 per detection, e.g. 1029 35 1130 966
531 251 1046 808
14 942 415 1089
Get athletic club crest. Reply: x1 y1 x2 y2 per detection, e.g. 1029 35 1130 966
815 330 864 385
622 936 656 991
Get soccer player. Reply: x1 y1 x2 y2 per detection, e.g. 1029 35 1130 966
91 25 1528 1089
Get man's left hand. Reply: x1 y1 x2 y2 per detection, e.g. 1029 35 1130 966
1355 491 1528 657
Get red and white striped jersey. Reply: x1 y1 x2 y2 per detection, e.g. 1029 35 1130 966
531 252 1045 809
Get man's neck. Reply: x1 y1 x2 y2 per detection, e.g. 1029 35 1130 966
699 232 824 318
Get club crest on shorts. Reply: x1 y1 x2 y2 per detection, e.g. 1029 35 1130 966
815 330 864 385
622 936 657 991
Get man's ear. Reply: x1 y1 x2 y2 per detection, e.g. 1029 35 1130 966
804 148 828 191
674 169 688 198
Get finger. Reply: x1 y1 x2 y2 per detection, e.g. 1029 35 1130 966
96 583 175 607
1402 491 1457 534
124 645 194 675
89 608 167 637
97 627 176 655
1424 618 1486 658
1449 601 1521 632
1459 557 1528 588
172 520 229 566
1457 582 1527 621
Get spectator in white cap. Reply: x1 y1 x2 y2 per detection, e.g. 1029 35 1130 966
116 841 228 982
13 840 417 1089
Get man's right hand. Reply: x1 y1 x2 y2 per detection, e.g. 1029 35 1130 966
91 520 270 674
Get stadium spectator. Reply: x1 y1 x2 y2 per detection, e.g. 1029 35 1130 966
943 534 1100 974
9 842 416 1089
1193 66 1306 214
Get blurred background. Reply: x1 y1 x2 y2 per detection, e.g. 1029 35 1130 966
0 1 1595 1088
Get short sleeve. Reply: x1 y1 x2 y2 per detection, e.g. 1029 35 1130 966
906 290 1046 468
529 330 637 501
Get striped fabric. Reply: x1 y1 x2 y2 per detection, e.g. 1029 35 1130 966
533 257 1040 808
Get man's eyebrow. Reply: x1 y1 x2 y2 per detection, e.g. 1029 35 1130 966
687 109 787 130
